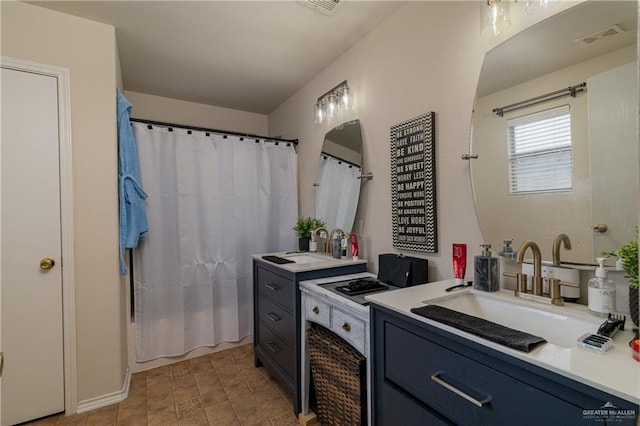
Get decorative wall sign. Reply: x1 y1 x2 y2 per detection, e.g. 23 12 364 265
390 112 437 252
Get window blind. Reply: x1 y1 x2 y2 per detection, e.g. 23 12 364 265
507 105 572 194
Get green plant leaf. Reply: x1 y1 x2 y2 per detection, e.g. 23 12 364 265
601 228 638 288
292 216 326 239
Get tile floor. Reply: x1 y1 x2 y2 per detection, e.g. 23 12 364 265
26 344 299 426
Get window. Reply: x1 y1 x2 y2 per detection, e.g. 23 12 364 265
507 105 572 194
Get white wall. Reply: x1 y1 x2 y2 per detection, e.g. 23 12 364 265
1 1 125 405
124 91 268 136
270 1 487 280
270 0 589 282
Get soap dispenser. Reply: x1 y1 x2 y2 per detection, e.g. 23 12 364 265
498 239 515 259
474 244 499 292
588 257 616 316
332 234 341 259
309 232 318 253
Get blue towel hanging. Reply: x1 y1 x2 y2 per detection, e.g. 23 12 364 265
117 89 148 275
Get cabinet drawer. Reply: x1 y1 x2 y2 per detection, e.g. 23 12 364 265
258 296 294 347
377 382 453 426
257 267 292 311
331 307 366 355
258 322 294 380
304 294 330 328
385 322 583 425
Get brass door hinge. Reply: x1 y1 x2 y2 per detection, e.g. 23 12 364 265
0 351 4 377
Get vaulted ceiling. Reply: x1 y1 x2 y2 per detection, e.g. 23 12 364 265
31 1 406 114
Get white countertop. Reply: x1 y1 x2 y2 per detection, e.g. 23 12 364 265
252 251 367 273
366 279 640 405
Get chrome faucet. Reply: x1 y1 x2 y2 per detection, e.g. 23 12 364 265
552 233 572 266
515 240 543 296
327 228 345 256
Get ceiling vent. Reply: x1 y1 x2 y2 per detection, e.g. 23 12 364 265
297 0 342 16
574 24 624 46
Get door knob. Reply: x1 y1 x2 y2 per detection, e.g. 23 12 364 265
40 257 55 270
593 223 608 233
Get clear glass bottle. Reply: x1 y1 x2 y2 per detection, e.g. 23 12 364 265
588 257 616 316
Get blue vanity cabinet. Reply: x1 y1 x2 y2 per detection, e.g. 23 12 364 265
371 304 639 426
252 258 366 416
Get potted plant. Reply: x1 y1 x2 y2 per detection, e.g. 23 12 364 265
293 217 325 252
602 230 638 326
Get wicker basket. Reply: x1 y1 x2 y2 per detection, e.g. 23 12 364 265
307 324 367 425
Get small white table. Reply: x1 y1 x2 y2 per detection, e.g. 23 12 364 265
299 272 375 425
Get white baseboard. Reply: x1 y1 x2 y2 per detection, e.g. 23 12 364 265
75 368 131 414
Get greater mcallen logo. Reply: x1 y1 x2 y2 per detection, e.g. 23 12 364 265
582 402 637 422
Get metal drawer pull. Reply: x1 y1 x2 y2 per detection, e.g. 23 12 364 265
265 312 281 322
264 283 280 291
312 306 320 314
266 342 280 354
342 323 351 332
431 373 490 408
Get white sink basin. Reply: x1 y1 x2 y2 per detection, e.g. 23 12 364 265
423 291 601 348
284 254 327 264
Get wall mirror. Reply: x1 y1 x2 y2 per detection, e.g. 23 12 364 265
471 1 638 265
315 119 363 232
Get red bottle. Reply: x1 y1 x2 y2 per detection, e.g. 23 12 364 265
350 233 359 260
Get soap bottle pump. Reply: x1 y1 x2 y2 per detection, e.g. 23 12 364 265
474 244 499 292
498 239 515 259
588 257 616 316
309 232 318 253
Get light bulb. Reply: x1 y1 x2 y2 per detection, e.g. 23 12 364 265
326 93 338 120
314 101 324 124
340 84 351 110
526 0 558 14
481 0 511 37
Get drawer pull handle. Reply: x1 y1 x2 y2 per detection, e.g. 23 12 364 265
265 312 281 322
266 342 280 354
264 283 280 291
431 373 490 408
342 323 351 332
312 306 320 314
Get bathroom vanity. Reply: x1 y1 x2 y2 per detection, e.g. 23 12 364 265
252 253 366 416
367 281 640 425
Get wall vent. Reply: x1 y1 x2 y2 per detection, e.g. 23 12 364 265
574 25 624 45
297 0 341 16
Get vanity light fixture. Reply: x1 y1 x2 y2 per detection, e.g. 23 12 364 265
525 0 559 14
480 0 511 37
314 80 353 125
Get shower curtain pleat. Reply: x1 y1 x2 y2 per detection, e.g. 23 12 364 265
132 123 297 361
315 155 361 232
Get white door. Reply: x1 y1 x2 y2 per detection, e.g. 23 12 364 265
588 61 639 256
1 67 65 425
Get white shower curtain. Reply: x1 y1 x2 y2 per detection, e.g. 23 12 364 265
132 123 297 361
315 155 361 232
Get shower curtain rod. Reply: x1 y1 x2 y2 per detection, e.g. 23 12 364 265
493 82 587 117
130 118 298 146
320 151 361 169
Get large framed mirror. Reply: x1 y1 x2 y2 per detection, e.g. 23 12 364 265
315 119 363 232
471 0 638 265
